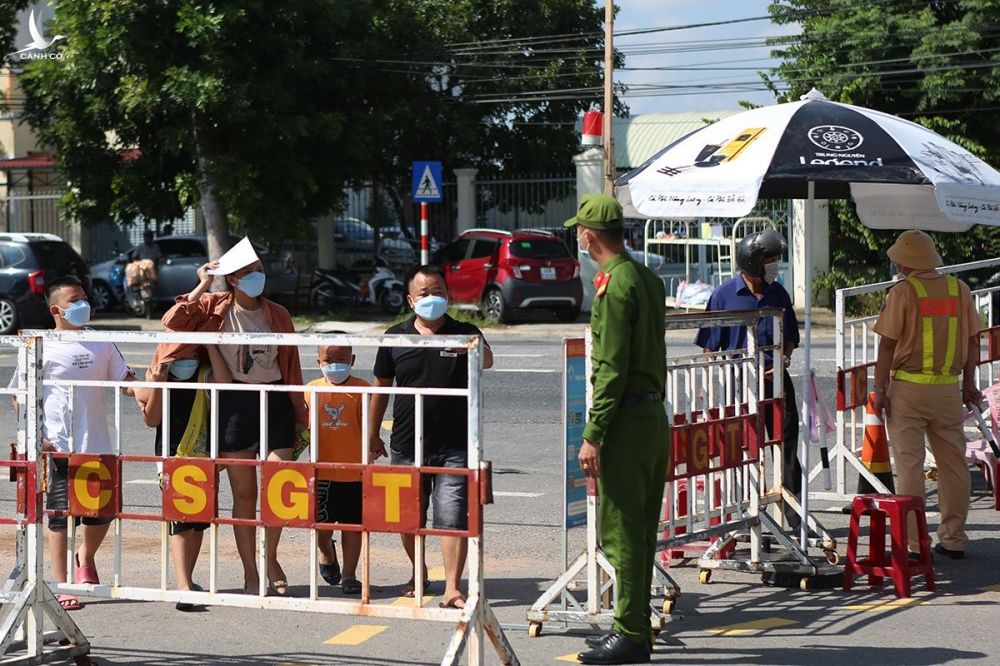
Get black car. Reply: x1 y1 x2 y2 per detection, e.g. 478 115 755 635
0 233 91 334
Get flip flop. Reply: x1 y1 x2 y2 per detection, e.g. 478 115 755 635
401 578 431 598
268 580 289 597
439 595 466 609
74 553 99 585
54 593 81 611
341 578 362 595
176 583 204 612
319 561 342 587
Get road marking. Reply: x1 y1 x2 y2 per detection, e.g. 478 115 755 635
707 616 797 635
843 597 925 612
324 624 387 645
492 369 558 374
126 479 159 485
556 654 579 663
391 595 436 607
428 567 446 582
980 584 1000 593
493 491 543 498
381 420 393 430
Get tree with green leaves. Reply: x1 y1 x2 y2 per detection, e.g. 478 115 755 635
0 1 30 64
11 0 612 260
767 0 1000 287
322 0 613 234
17 0 380 263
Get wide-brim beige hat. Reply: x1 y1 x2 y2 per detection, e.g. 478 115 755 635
886 230 942 270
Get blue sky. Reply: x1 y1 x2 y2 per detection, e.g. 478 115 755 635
612 0 799 115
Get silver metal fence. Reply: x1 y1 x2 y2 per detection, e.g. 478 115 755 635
1 329 517 666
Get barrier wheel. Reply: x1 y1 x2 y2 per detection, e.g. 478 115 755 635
825 549 841 565
800 577 811 591
926 468 938 481
699 569 712 585
662 598 676 614
528 621 542 638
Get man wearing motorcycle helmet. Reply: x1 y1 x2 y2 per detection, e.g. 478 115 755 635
694 227 806 532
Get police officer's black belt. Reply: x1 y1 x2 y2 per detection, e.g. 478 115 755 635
620 392 663 407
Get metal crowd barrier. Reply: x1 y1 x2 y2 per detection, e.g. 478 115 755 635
528 309 836 637
0 329 517 666
820 258 1000 503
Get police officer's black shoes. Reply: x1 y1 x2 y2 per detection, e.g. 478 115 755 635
934 543 965 560
577 632 651 664
584 632 613 649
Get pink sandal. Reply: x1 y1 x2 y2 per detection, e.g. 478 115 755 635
74 553 99 585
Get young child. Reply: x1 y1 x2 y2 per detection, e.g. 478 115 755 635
10 276 134 611
134 344 230 610
305 340 369 595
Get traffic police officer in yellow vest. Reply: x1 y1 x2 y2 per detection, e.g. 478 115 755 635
567 194 668 665
872 230 982 559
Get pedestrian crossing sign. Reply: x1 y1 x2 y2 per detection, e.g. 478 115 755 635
412 161 443 203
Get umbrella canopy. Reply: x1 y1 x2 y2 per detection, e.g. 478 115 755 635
616 89 1000 232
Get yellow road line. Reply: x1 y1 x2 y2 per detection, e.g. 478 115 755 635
708 616 797 636
843 597 925 612
428 566 446 582
324 624 388 645
555 654 579 663
381 419 393 430
391 595 436 607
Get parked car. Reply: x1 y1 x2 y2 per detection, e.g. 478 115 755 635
433 229 582 323
0 232 91 334
332 218 417 271
380 224 440 255
88 235 297 312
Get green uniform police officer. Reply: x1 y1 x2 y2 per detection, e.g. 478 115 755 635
567 193 669 665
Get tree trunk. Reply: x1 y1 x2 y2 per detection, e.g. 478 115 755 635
194 130 230 292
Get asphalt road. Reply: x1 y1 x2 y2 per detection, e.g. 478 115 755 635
2 332 1000 665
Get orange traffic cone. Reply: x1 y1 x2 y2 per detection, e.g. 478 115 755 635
858 391 896 494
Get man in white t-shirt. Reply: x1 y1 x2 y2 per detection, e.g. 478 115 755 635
10 276 133 610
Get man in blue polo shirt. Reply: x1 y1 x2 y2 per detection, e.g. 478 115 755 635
695 228 804 529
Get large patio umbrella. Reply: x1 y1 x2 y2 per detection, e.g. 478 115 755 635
616 88 1000 547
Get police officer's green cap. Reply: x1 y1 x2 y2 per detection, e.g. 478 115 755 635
563 193 624 230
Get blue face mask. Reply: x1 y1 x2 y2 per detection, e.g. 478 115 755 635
236 271 266 297
58 300 91 327
321 362 352 384
412 295 448 321
169 359 199 381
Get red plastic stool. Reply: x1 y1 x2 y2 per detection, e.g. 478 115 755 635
842 494 935 598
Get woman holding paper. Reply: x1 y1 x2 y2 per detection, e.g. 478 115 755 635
161 237 307 596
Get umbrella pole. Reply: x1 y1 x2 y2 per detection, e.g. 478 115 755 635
799 181 815 551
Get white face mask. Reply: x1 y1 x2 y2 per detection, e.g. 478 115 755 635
763 262 780 284
577 229 590 253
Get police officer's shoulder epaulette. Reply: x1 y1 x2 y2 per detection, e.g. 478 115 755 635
594 271 612 298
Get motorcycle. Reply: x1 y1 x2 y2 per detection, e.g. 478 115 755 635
309 267 364 313
124 259 156 319
362 264 406 314
309 262 407 315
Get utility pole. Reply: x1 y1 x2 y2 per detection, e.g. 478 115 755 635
603 0 615 195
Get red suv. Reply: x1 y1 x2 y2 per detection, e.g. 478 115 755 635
433 229 582 323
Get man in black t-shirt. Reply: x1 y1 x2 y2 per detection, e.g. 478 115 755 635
370 265 493 610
